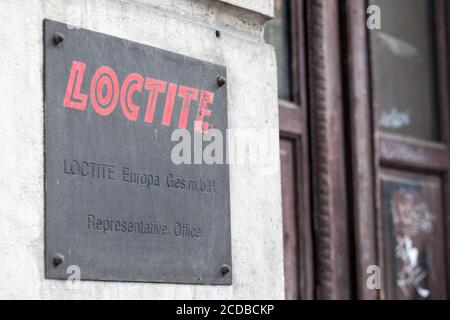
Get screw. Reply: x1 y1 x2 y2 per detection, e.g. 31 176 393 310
215 30 221 38
53 253 64 267
221 264 231 276
53 32 64 46
217 75 226 87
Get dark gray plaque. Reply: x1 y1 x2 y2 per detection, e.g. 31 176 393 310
44 19 231 284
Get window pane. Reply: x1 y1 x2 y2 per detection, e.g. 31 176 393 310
264 0 292 101
381 173 446 299
370 0 439 141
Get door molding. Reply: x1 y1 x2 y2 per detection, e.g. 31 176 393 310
306 0 351 300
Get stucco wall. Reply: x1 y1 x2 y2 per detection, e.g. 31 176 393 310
0 0 283 299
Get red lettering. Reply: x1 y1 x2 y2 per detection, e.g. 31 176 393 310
195 90 214 132
90 66 119 116
144 78 166 123
178 86 199 129
161 83 177 127
63 61 88 110
120 73 144 121
63 61 216 131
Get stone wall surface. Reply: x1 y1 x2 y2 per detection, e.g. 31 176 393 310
0 0 283 299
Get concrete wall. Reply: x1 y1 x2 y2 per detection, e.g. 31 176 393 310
0 0 283 299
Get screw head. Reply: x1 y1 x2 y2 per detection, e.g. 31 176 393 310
217 75 226 87
215 30 221 38
53 32 64 46
221 264 231 276
53 253 64 267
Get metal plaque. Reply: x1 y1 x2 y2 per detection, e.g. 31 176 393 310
44 19 231 285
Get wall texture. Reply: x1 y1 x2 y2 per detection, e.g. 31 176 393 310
0 0 283 299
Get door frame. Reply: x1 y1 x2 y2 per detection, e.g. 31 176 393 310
342 0 450 299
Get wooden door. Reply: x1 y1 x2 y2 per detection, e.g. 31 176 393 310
372 0 449 300
265 0 313 300
266 0 450 300
345 0 450 299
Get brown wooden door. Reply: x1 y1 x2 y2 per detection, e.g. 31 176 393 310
370 0 449 300
265 0 313 300
268 0 450 300
345 0 450 299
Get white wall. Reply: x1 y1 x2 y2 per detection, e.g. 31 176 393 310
0 0 283 299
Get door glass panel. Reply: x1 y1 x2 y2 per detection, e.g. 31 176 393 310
370 0 439 141
264 0 292 101
381 171 446 299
